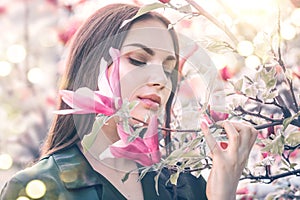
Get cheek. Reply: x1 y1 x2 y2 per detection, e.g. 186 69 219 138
119 66 147 100
162 81 173 105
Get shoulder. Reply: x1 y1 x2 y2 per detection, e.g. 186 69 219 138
0 146 101 200
0 153 64 199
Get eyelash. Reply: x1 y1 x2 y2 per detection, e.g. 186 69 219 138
128 57 146 66
128 57 173 77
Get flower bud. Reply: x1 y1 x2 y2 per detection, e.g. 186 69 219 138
159 0 170 3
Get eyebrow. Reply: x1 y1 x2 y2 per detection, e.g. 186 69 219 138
123 43 155 56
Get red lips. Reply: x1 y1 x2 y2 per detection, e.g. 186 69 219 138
138 94 161 110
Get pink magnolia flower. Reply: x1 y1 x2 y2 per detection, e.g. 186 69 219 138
0 6 6 15
203 106 229 124
57 21 81 45
236 187 249 195
54 88 116 115
219 66 233 81
56 48 161 166
158 0 171 3
210 110 229 122
54 48 121 115
100 115 161 166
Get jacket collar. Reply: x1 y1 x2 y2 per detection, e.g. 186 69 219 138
52 145 104 189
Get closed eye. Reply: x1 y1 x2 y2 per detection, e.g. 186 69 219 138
128 57 146 66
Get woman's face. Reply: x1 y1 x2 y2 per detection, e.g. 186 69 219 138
112 18 177 122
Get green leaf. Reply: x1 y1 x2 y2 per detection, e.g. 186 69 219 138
264 90 278 100
279 167 290 172
205 39 234 54
154 172 161 195
290 162 298 169
285 131 300 146
177 4 192 13
266 79 276 89
137 167 151 181
244 75 254 84
122 172 130 183
81 115 110 152
170 171 180 185
245 86 257 98
261 134 285 155
234 78 243 91
128 100 139 110
181 150 202 159
283 111 300 131
121 3 167 28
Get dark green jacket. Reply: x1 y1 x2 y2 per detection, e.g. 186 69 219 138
0 146 207 200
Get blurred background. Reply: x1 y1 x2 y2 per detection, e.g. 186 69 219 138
0 0 299 198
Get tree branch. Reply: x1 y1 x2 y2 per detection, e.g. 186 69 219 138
240 168 300 183
184 0 239 45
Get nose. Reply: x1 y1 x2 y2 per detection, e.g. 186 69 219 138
147 64 168 89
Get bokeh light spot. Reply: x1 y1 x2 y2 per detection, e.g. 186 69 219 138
16 196 30 200
27 67 44 84
281 23 296 41
0 153 13 170
60 170 78 183
25 179 47 199
245 55 261 69
0 61 12 77
237 40 254 57
6 44 26 63
291 8 300 26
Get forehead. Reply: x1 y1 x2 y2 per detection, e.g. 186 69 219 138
122 19 175 54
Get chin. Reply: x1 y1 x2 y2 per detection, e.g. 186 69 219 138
130 106 158 123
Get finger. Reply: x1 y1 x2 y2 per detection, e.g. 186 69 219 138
229 122 258 148
221 121 239 152
200 120 219 155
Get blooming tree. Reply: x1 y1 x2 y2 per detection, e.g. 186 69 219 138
119 0 300 198
0 0 299 198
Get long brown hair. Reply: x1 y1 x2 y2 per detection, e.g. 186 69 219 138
41 3 179 157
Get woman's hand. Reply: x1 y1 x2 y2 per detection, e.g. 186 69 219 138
200 120 258 200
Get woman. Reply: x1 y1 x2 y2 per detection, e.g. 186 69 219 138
0 3 257 200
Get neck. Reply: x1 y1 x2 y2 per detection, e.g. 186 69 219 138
78 117 138 173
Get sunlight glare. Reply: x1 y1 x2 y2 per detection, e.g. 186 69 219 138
25 179 47 199
0 153 13 170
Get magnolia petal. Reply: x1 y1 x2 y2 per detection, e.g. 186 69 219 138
53 108 86 115
108 48 122 105
60 88 97 110
59 90 77 108
150 150 161 164
59 88 115 115
210 110 229 122
94 91 114 107
109 142 155 166
115 126 150 152
116 123 131 143
73 88 103 110
99 147 115 160
97 58 108 90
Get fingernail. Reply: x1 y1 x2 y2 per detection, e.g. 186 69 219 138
200 120 209 132
220 141 228 149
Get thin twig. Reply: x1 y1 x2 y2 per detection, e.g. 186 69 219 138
184 0 239 46
235 106 281 122
240 168 300 183
276 5 299 113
